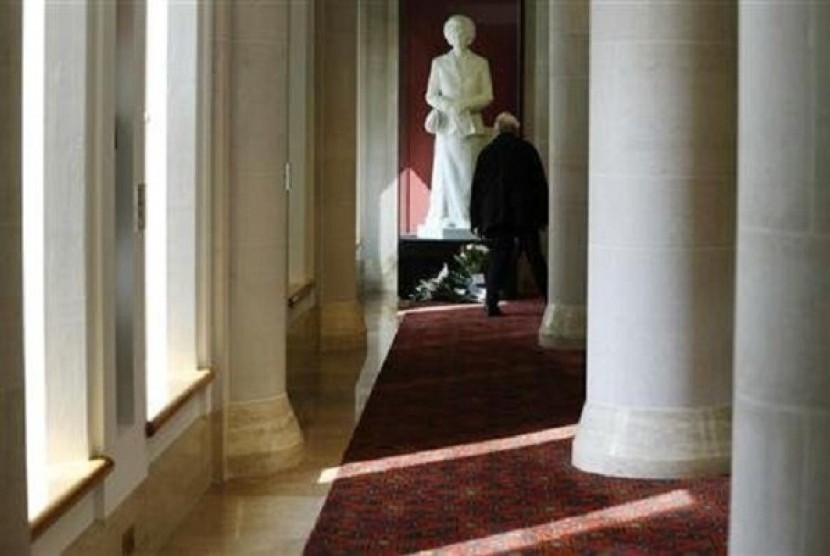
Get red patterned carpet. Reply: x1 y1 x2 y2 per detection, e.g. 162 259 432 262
304 299 729 555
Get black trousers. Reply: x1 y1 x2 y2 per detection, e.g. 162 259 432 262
484 228 548 309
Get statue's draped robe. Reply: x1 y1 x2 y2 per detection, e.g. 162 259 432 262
424 50 493 231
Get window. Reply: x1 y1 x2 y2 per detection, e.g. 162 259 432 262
144 0 203 418
23 0 92 518
19 0 212 542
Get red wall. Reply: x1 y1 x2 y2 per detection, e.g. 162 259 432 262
399 0 523 235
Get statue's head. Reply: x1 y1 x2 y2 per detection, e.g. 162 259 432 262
443 15 475 49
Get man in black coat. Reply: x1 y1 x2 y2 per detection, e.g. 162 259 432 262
470 112 548 316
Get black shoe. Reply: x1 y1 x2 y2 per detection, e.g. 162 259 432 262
486 305 504 317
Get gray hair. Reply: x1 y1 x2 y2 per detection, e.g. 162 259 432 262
443 15 476 46
494 112 521 134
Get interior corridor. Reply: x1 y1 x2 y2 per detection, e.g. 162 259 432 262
163 295 729 555
2 3 828 554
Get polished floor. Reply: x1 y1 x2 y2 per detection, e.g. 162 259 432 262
161 296 401 555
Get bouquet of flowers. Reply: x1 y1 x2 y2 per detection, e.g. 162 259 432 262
410 243 489 303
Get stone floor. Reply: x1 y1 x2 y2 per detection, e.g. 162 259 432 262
160 296 400 555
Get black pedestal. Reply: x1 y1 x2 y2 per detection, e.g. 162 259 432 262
398 235 517 300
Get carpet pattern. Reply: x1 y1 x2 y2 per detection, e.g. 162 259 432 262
304 300 729 555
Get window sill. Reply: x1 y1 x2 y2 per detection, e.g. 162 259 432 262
288 280 315 308
145 368 216 438
29 457 115 541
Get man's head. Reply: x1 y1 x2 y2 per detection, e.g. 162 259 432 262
494 112 521 135
443 15 475 49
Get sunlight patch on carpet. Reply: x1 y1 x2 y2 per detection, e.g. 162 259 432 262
410 489 697 555
397 303 485 317
317 425 578 484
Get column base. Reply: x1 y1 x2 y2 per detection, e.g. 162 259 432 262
538 303 586 349
225 395 304 479
572 402 731 479
321 300 367 352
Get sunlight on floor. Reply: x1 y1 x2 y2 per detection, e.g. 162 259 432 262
317 425 578 483
410 489 696 555
397 302 484 316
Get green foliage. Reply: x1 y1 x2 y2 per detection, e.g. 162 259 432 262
410 243 489 303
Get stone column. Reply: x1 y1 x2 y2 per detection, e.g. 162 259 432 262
729 2 830 553
224 2 302 478
538 0 589 349
0 2 31 552
317 0 366 351
572 1 737 478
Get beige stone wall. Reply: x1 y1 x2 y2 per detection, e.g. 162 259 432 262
65 417 212 555
210 0 231 485
0 2 30 552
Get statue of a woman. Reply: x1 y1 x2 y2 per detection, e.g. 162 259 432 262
420 14 493 237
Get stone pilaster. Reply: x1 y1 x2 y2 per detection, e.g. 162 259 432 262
573 0 737 478
729 2 830 553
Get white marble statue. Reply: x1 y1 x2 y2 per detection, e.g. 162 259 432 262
419 14 493 238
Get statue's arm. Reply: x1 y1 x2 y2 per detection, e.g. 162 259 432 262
459 59 494 113
425 59 454 113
